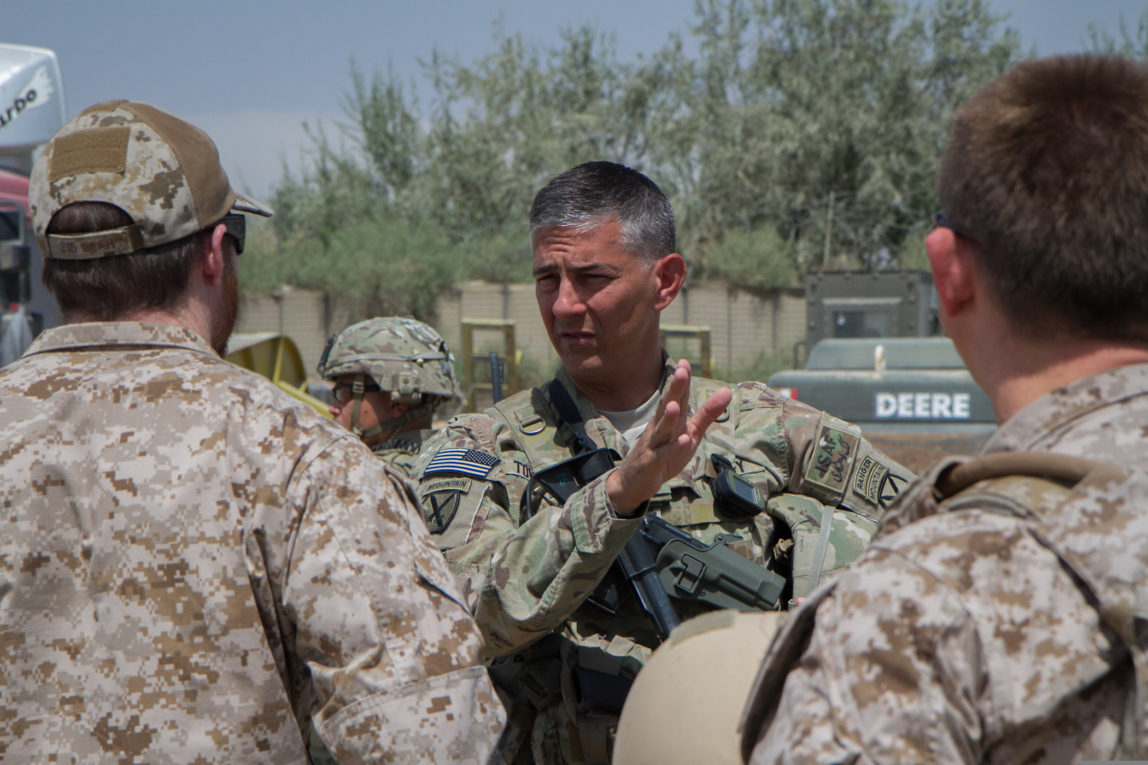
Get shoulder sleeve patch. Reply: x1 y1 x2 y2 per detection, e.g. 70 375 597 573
424 448 499 479
853 455 888 506
803 424 859 502
423 490 462 534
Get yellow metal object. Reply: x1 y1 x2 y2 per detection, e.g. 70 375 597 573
460 318 519 410
226 332 330 416
660 324 713 378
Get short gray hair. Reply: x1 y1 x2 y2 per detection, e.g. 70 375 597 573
529 161 676 262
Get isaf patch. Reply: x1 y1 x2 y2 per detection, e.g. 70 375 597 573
804 425 859 501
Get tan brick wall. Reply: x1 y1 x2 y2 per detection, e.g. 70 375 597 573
237 281 806 387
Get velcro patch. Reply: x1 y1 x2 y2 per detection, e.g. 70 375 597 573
424 448 499 479
423 477 473 494
804 425 859 501
422 491 462 534
50 127 129 179
853 455 889 506
878 471 910 507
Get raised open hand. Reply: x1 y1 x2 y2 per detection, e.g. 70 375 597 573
606 359 733 515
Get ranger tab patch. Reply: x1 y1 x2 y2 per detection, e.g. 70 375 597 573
424 448 499 479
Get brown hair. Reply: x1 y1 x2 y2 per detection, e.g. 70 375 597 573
939 54 1148 342
42 202 209 321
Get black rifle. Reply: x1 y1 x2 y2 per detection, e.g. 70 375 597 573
489 352 505 403
529 446 682 639
636 514 785 612
530 381 788 639
531 380 682 638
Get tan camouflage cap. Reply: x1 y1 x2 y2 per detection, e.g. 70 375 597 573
29 100 272 260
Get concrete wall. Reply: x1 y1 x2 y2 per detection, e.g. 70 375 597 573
237 280 807 387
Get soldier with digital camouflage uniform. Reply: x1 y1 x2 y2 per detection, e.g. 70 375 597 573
741 54 1148 764
0 100 504 763
317 316 461 478
413 160 912 764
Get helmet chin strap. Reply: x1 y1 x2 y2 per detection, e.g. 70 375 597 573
349 374 428 443
355 404 424 441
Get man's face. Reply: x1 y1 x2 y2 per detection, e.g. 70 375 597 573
533 219 664 395
329 374 400 446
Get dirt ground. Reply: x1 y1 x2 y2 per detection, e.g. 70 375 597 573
865 431 994 476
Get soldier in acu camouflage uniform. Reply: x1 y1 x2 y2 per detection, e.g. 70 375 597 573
0 101 504 764
742 55 1148 764
413 160 912 763
317 316 461 478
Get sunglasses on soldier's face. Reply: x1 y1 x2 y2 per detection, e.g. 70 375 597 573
219 213 246 254
332 380 382 404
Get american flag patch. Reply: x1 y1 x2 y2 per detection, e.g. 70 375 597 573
424 448 500 478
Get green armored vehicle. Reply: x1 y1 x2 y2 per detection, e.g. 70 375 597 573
769 271 995 472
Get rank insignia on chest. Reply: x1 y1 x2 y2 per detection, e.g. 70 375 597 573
424 448 499 478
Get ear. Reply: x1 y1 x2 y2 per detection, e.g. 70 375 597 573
201 223 228 287
652 252 687 312
926 227 976 320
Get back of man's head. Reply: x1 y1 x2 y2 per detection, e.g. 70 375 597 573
529 161 676 262
940 54 1148 343
30 100 270 321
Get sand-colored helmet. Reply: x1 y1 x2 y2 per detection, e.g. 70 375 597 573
317 317 460 409
614 609 784 765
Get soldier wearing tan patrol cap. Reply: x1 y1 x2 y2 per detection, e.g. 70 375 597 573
0 101 504 763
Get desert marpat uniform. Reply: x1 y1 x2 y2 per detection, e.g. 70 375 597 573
0 322 505 764
415 360 912 763
744 363 1148 764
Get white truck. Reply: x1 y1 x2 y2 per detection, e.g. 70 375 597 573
0 43 66 364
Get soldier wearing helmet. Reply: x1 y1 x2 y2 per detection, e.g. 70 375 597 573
318 316 460 477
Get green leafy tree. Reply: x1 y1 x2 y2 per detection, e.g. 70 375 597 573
1088 7 1148 57
248 0 1021 310
679 0 1018 278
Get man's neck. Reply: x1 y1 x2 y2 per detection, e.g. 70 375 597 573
567 356 665 412
981 337 1148 423
67 308 198 333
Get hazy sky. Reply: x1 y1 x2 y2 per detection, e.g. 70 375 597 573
4 0 1145 200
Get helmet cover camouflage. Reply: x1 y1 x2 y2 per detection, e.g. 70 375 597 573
29 100 272 260
318 317 460 409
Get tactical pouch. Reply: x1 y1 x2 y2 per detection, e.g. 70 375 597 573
574 665 634 716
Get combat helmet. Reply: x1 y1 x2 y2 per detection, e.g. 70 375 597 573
317 317 460 440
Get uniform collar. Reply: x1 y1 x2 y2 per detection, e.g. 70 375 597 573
983 362 1148 453
24 321 218 358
